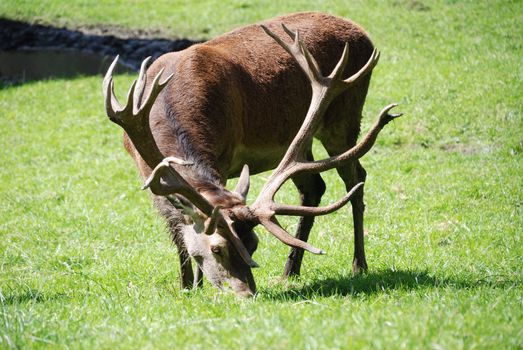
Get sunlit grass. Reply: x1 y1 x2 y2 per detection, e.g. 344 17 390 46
0 0 522 349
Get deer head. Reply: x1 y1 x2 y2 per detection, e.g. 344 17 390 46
168 187 259 297
103 24 400 297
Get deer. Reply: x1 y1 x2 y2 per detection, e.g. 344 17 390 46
102 12 401 297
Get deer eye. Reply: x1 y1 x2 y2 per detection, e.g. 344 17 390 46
210 245 222 255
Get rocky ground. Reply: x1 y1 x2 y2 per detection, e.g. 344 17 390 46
0 18 198 71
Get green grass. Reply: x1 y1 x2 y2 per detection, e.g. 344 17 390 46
1 0 522 349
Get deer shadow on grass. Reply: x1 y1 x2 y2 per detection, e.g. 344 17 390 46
260 268 519 301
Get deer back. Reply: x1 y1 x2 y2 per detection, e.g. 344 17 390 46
127 12 375 187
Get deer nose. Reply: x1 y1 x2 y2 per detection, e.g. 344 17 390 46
229 278 256 298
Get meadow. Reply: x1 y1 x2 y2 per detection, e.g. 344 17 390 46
0 0 521 348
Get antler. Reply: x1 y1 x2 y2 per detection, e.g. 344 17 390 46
248 24 402 254
103 56 258 267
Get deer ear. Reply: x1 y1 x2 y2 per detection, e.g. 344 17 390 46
233 164 250 202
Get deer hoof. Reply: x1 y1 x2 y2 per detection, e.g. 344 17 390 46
352 258 368 275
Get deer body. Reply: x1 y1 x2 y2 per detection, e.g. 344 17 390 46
106 12 400 297
132 13 373 181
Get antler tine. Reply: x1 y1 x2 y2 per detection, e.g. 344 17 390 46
328 42 349 81
204 206 221 235
133 56 151 112
283 23 323 82
341 48 380 87
295 103 403 175
261 24 322 84
103 55 124 116
103 60 138 124
142 157 193 191
233 164 251 201
222 215 259 267
273 182 364 216
261 24 292 55
139 67 174 114
297 39 323 84
259 217 325 255
122 78 136 115
142 158 215 215
281 23 296 39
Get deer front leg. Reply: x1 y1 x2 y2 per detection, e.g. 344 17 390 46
173 236 195 289
193 265 203 289
154 196 195 289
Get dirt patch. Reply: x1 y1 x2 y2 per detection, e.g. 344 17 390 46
0 18 200 84
439 140 493 155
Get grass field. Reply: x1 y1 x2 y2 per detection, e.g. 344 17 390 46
1 0 522 349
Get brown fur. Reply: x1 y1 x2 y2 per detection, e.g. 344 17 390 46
123 12 375 291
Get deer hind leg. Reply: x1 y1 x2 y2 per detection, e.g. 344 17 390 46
153 196 195 289
352 162 368 272
283 150 326 278
345 161 368 273
322 155 368 274
319 108 368 273
319 78 371 274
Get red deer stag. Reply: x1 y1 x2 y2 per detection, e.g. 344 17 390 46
103 12 401 297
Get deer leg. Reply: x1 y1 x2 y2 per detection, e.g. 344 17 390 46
318 82 371 274
351 162 368 273
172 235 195 289
283 151 326 277
333 160 368 273
193 265 203 289
154 196 195 289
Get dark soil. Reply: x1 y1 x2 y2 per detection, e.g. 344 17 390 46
0 18 200 84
